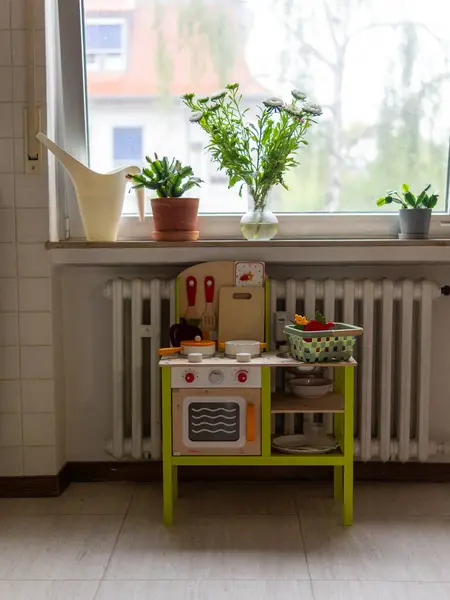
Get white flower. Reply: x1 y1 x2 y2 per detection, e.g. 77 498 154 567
210 89 227 101
291 89 307 101
189 111 203 123
301 102 323 116
263 97 284 108
283 103 302 117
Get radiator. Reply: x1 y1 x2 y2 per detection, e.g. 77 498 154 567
270 278 448 462
104 278 175 460
105 276 449 463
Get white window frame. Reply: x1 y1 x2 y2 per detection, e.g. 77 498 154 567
49 0 450 242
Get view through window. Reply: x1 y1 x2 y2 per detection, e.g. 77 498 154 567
83 0 450 215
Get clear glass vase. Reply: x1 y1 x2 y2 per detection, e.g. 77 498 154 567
240 187 279 241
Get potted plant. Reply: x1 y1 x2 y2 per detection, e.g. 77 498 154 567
377 184 438 239
182 83 322 241
127 155 203 241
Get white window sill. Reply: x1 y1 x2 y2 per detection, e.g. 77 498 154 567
46 238 450 265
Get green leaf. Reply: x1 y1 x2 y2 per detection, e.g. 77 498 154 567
377 196 391 206
401 183 410 193
416 184 432 207
315 311 327 324
404 191 417 207
428 194 439 209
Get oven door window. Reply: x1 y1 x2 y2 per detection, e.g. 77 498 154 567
182 396 247 449
188 401 240 442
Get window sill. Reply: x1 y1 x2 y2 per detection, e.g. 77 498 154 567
46 238 450 265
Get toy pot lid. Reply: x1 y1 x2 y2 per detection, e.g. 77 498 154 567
181 340 215 347
180 340 215 357
159 337 215 357
220 340 266 357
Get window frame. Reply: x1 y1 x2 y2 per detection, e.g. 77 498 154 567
51 0 450 242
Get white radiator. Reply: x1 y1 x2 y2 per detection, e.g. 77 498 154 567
105 276 449 463
270 278 449 462
104 278 175 460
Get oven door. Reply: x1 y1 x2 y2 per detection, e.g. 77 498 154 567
172 388 261 455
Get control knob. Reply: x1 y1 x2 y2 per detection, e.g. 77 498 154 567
208 370 223 385
184 371 195 384
237 370 248 383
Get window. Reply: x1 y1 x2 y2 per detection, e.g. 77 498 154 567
84 19 126 72
55 0 450 238
113 127 143 164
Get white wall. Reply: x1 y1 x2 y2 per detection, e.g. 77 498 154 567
0 0 63 477
62 262 450 462
1 0 450 473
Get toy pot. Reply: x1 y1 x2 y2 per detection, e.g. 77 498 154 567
37 132 139 241
219 340 267 357
151 197 199 241
398 208 431 239
159 339 216 357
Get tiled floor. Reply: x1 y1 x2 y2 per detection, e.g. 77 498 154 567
0 481 449 598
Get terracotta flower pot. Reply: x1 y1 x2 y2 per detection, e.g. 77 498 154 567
151 197 199 241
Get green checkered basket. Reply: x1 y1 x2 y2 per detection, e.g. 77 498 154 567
284 322 363 363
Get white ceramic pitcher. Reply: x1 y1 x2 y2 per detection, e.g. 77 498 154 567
37 132 140 241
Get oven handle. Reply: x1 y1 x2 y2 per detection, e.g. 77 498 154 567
246 404 255 442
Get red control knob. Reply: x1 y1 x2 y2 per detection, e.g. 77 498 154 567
237 371 248 383
185 372 195 384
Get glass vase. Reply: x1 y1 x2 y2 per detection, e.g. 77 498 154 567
240 187 279 241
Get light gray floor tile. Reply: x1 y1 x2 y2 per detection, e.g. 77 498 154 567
294 482 450 518
96 580 314 599
106 514 307 580
302 516 450 581
130 481 296 517
0 483 134 516
0 515 122 580
0 580 99 599
312 581 450 599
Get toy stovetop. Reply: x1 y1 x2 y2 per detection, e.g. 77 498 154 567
159 352 357 368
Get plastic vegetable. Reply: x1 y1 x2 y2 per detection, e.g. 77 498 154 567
295 314 309 325
299 311 335 332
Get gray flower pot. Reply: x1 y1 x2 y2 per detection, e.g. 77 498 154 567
398 208 432 239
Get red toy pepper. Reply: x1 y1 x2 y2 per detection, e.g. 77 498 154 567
304 320 335 332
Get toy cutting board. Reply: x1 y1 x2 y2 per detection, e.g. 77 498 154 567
218 286 265 342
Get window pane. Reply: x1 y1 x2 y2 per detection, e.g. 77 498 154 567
83 0 450 214
113 127 143 161
85 23 122 52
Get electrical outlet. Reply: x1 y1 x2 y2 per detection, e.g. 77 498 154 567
274 311 288 342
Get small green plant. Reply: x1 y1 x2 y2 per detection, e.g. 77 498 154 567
377 184 438 210
127 154 202 198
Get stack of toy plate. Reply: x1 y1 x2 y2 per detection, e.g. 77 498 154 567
272 434 339 455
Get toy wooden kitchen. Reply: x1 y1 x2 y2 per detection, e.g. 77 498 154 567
159 261 361 527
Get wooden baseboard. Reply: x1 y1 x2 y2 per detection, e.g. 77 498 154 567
0 465 70 498
1 461 450 498
66 461 450 483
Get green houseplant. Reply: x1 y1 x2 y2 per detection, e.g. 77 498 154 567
377 183 438 239
182 83 322 240
128 154 203 241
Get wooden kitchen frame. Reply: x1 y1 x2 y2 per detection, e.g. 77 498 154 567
161 359 356 527
160 261 357 527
